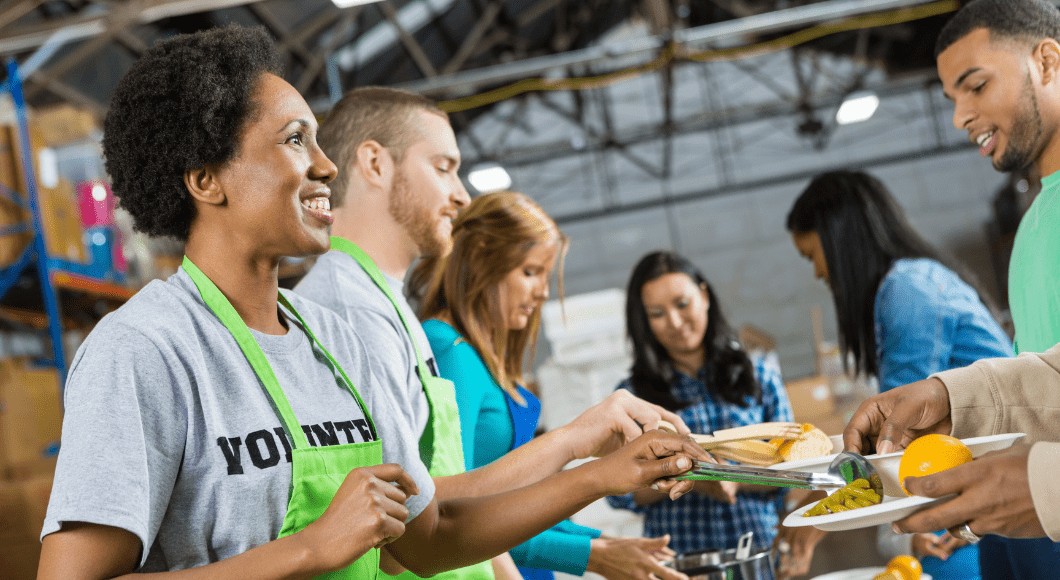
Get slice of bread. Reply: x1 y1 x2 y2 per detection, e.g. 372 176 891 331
770 423 833 462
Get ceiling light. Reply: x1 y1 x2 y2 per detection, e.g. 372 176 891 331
836 91 880 125
468 164 512 193
332 0 384 7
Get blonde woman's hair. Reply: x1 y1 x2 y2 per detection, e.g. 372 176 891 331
410 191 567 402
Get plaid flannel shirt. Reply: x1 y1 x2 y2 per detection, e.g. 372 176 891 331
607 356 793 553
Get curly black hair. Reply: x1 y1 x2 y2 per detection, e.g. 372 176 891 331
935 0 1060 58
102 25 283 241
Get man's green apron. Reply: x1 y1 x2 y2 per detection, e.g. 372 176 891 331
185 257 383 580
331 238 495 580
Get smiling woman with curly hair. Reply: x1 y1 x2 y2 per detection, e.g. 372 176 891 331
35 26 707 580
102 26 283 241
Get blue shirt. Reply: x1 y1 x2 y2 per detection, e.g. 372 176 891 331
423 319 601 576
607 357 793 553
874 258 1013 393
873 258 1012 580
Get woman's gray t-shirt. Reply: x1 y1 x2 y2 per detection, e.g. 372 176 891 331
41 268 435 571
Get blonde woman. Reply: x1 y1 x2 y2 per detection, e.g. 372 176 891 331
410 191 683 580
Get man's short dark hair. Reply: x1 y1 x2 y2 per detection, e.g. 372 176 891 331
935 0 1060 58
102 25 283 241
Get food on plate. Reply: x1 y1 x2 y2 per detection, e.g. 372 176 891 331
872 555 923 580
803 478 882 516
770 423 831 462
898 434 973 495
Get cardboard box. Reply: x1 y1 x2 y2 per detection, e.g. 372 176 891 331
0 480 29 540
784 374 836 423
0 537 41 580
34 104 100 147
19 473 53 536
0 126 32 267
37 179 86 263
0 359 63 480
0 195 31 267
0 120 87 265
0 475 50 580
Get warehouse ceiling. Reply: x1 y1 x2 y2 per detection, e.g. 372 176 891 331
0 0 1034 378
0 0 964 126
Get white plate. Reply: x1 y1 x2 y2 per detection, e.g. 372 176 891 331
811 568 933 580
782 492 951 531
773 433 1025 497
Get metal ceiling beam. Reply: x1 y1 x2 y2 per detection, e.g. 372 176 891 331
0 0 265 56
296 11 357 94
398 0 946 96
463 68 941 168
642 0 672 34
516 0 566 28
706 0 760 19
439 0 504 75
0 0 46 32
248 2 313 66
25 15 131 99
280 9 341 55
28 73 105 116
551 140 976 226
377 0 438 77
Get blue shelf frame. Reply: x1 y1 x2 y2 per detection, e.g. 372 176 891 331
0 60 130 387
0 59 66 385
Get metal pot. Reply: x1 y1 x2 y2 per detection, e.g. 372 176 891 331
673 546 777 580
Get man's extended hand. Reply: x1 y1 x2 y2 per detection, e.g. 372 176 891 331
563 390 692 460
894 444 1046 540
843 378 953 455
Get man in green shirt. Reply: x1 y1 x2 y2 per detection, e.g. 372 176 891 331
842 1 1060 577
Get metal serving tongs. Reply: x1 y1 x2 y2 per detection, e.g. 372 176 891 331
677 451 884 495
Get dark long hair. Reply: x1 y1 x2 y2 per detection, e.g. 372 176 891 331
786 170 993 376
626 251 759 410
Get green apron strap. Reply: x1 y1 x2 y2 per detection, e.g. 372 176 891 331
329 237 434 387
277 293 378 441
183 257 310 450
328 237 438 460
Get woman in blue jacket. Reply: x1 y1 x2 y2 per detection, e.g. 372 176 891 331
783 169 1013 580
409 191 681 580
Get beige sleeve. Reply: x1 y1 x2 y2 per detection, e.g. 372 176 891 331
1029 442 1060 541
931 343 1060 443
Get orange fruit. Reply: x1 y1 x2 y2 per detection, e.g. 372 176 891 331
886 555 922 580
898 434 973 495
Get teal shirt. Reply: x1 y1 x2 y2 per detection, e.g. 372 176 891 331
1009 171 1060 354
423 320 601 575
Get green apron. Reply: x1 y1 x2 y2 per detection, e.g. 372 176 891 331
330 238 494 580
184 257 382 580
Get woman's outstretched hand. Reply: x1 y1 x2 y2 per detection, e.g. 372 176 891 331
593 430 712 500
587 534 686 580
562 390 693 460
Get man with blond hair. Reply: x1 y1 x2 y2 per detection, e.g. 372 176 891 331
296 87 705 580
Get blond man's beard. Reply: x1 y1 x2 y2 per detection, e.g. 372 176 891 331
387 168 451 258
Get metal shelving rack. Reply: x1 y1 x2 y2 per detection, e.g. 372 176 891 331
0 59 133 387
0 59 68 386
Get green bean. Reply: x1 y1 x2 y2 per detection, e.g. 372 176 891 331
803 478 883 517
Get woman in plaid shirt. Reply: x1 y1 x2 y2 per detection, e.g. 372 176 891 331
607 251 794 554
